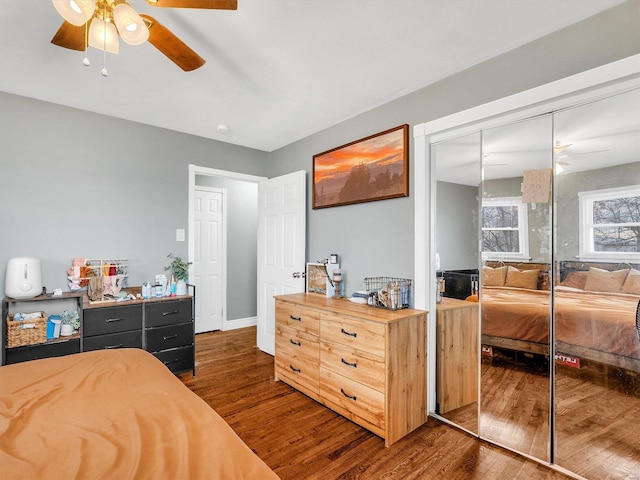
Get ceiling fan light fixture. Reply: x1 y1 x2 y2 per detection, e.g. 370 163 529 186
89 18 120 54
113 3 149 45
52 0 96 26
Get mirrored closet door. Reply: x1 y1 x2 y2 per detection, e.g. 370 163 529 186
430 84 640 479
479 115 553 462
553 87 640 478
432 132 481 434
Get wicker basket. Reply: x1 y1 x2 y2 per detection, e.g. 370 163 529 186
7 312 47 347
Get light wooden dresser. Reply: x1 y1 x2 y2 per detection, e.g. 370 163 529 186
274 293 427 446
435 297 478 414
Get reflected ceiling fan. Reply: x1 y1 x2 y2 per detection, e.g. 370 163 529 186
50 0 237 73
554 141 610 169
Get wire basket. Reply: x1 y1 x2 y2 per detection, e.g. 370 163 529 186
363 277 412 310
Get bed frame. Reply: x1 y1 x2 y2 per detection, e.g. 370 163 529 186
482 334 640 373
481 260 640 373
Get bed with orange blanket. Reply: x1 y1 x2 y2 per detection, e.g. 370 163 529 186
0 348 279 480
481 263 640 372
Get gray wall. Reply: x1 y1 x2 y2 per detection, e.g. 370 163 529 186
267 1 640 296
195 176 258 321
1 1 639 303
0 94 268 296
436 181 478 271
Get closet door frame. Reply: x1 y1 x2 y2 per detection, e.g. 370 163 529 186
413 54 640 419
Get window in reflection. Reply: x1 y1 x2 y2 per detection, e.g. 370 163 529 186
580 186 640 255
482 197 529 258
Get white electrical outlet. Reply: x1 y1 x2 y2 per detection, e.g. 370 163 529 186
176 229 185 242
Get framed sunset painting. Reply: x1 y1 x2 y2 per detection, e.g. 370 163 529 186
312 124 409 209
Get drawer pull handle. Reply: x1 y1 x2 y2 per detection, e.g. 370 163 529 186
162 310 179 316
341 358 357 368
163 359 178 365
104 344 123 349
340 328 357 338
340 388 357 401
105 317 124 323
163 334 179 340
290 339 301 346
289 364 301 373
289 315 301 321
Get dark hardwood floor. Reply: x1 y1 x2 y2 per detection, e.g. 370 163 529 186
179 327 572 479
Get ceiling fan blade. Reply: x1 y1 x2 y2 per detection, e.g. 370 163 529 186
144 0 237 9
141 14 205 71
51 21 88 52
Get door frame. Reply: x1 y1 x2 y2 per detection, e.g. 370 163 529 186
188 165 267 330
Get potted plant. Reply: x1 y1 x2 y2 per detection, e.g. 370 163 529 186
166 254 190 295
60 310 80 336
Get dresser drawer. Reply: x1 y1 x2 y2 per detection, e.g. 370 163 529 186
275 363 319 394
146 322 193 352
320 341 385 392
153 344 194 374
275 300 320 336
276 324 319 363
83 330 142 351
275 324 320 392
145 299 192 328
320 314 385 357
83 304 142 337
320 368 385 429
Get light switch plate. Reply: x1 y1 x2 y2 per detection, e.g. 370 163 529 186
176 229 185 242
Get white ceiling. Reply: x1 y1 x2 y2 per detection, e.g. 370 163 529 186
0 0 626 152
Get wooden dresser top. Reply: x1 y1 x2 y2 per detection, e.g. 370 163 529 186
275 293 427 324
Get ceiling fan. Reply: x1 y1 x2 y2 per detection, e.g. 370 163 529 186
50 0 237 72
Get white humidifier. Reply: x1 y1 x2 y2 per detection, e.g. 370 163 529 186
5 257 42 299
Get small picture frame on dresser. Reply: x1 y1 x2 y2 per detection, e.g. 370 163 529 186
306 263 328 295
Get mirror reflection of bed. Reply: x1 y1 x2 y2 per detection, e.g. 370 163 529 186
432 87 640 478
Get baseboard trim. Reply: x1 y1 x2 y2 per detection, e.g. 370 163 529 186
222 316 257 331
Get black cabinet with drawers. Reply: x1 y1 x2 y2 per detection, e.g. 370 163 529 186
3 293 194 376
145 298 194 375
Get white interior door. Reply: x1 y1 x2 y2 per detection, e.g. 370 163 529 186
257 170 306 355
193 187 226 333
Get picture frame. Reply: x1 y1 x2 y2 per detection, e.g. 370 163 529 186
306 262 329 295
306 262 340 297
312 124 409 209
